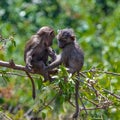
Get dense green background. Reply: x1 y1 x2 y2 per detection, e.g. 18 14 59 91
0 0 120 119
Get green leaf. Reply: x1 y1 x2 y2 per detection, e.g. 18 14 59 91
42 112 46 119
37 78 43 90
12 40 16 47
10 37 16 47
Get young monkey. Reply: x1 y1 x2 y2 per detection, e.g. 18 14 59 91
45 28 84 118
46 28 84 74
24 26 56 81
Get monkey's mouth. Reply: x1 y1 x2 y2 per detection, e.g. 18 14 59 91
59 44 65 48
58 41 67 48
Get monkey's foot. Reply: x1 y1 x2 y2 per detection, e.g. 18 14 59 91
25 65 33 72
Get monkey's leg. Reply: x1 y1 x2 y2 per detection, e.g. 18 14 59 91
43 72 50 82
73 80 79 119
42 67 54 82
32 61 50 82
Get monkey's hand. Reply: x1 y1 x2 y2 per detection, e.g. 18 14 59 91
25 63 33 72
47 47 57 62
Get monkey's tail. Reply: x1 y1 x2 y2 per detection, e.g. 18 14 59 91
25 71 36 99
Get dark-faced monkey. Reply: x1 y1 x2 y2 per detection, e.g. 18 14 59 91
24 26 56 81
46 28 84 74
45 28 84 118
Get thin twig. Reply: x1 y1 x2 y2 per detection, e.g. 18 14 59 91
82 69 120 76
68 100 76 107
83 97 98 106
78 76 109 101
38 94 57 113
98 70 120 76
103 89 120 100
0 71 27 77
80 106 107 111
0 71 40 80
79 94 88 115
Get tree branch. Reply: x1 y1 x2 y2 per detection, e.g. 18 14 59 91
82 68 120 76
0 60 26 71
0 60 41 75
103 88 120 100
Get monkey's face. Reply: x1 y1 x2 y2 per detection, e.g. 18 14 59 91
48 30 55 46
57 29 75 48
37 26 55 47
44 30 55 47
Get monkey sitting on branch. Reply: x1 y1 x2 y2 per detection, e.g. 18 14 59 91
45 28 84 118
45 28 84 74
24 26 56 99
24 26 56 81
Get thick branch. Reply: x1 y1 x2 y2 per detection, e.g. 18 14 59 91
0 60 26 71
0 60 56 75
0 60 39 74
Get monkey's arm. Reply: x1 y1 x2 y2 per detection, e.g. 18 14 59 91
25 37 40 70
25 49 33 70
45 55 62 71
47 47 57 62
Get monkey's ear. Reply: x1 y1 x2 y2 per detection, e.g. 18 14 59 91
71 35 75 41
49 30 55 36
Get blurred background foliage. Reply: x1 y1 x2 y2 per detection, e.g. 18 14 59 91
0 0 120 120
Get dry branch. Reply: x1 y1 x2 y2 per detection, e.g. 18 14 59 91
0 60 41 75
0 60 26 71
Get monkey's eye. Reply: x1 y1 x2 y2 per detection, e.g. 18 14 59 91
60 37 67 41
